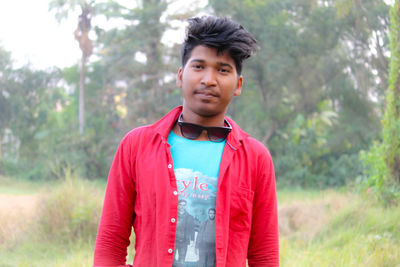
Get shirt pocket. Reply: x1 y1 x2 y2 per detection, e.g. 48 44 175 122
229 188 254 232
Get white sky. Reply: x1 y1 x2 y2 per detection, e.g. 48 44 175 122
0 0 208 70
2 0 391 70
0 0 81 69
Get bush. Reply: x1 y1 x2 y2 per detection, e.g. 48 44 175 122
36 171 103 244
360 142 400 206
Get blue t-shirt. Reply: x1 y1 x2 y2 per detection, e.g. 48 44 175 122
168 130 225 266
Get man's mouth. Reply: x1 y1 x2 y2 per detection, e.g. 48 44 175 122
195 89 218 98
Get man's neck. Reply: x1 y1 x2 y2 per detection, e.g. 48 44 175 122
171 106 228 141
181 105 227 127
172 123 210 141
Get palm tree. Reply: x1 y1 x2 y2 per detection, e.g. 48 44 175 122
50 0 94 134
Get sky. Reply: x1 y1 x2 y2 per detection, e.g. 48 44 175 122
0 0 81 69
2 0 392 70
0 0 208 70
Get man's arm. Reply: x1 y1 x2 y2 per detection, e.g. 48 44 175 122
93 134 136 267
247 147 279 266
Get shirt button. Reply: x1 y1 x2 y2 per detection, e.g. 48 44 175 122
173 191 178 196
168 248 173 254
168 163 172 169
171 218 176 223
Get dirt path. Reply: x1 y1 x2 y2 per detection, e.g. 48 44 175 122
0 194 40 244
0 194 39 217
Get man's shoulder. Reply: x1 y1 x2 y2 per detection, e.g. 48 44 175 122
117 124 158 151
226 116 272 160
242 135 272 160
125 124 154 139
123 107 181 142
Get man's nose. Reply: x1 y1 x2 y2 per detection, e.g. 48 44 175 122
201 69 217 87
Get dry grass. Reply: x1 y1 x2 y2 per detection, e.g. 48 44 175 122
0 194 39 246
0 175 104 266
0 178 399 267
35 175 103 244
278 190 351 240
279 191 400 266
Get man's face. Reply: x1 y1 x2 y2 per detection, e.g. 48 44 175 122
178 201 186 213
208 210 215 220
177 45 243 120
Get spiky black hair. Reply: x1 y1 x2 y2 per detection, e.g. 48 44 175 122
181 16 258 75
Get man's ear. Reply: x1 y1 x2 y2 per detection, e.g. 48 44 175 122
234 75 243 96
176 67 183 88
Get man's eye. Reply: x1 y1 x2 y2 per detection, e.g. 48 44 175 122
219 68 229 73
192 65 203 69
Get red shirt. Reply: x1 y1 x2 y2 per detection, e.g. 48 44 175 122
93 106 279 267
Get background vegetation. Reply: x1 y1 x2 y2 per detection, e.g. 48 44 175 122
0 0 393 188
0 0 399 266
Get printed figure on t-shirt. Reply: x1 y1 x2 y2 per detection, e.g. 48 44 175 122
174 199 195 267
195 208 216 267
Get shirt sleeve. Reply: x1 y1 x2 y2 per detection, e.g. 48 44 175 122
93 133 136 267
247 147 279 266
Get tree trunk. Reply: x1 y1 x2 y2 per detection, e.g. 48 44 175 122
75 5 92 135
79 56 86 135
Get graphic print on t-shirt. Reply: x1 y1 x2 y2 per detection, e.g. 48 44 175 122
168 131 224 267
174 168 217 266
176 168 217 202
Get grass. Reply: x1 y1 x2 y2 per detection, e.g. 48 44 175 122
279 191 400 267
0 176 46 195
0 174 134 267
0 175 399 266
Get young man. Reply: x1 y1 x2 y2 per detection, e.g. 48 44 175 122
94 16 279 267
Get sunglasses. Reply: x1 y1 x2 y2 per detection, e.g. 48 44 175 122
177 114 232 142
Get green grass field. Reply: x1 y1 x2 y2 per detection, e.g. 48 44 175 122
0 176 399 267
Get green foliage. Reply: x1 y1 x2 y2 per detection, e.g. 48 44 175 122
0 0 393 188
360 143 398 204
93 0 181 125
0 48 75 179
272 108 363 188
0 59 118 180
361 1 400 205
383 1 400 185
210 0 387 188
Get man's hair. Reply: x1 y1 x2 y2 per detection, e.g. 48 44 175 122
178 199 187 205
208 208 216 213
181 16 258 75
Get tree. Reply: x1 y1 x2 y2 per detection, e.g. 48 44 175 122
95 0 171 125
363 0 400 204
0 44 68 178
40 0 205 179
93 0 200 129
0 47 13 137
384 0 400 185
209 0 389 187
49 0 95 134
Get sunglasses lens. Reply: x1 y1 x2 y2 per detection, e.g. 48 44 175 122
208 128 230 142
180 123 202 140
